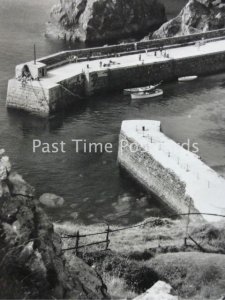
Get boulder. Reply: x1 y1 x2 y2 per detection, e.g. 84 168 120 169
0 153 11 181
66 255 108 299
8 172 35 197
0 165 7 181
46 0 166 44
153 0 225 38
134 281 178 300
1 156 11 173
39 193 65 207
0 149 5 157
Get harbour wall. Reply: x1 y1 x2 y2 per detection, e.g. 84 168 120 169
117 120 225 222
39 28 225 68
7 30 225 114
118 130 198 217
87 50 225 94
7 49 225 114
6 79 58 114
6 74 85 114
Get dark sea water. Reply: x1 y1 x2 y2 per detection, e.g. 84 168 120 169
159 0 187 19
0 0 225 225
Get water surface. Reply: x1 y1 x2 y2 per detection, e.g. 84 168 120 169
0 0 225 225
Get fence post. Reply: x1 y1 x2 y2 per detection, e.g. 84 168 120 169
75 231 80 256
184 198 191 247
105 225 110 250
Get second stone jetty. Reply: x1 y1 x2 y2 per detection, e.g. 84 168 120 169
118 120 225 223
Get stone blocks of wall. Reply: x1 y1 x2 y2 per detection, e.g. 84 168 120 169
6 79 62 115
86 50 225 94
118 132 198 216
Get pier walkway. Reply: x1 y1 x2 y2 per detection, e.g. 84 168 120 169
42 37 225 89
7 31 225 114
118 120 225 223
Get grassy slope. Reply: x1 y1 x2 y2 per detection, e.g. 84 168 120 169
55 218 225 299
148 252 225 299
55 218 189 254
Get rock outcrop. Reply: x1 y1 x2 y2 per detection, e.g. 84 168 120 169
46 0 166 44
39 193 65 208
134 281 178 300
153 0 225 38
0 150 109 299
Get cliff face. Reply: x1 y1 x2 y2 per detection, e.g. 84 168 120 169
46 0 166 44
153 0 225 38
0 150 108 299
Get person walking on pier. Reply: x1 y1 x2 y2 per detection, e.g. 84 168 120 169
160 47 163 56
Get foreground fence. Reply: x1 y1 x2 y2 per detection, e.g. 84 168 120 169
61 212 225 255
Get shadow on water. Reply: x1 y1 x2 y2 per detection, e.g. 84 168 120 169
6 99 89 134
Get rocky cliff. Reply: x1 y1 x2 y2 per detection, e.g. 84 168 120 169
46 0 166 44
153 0 225 38
0 149 109 299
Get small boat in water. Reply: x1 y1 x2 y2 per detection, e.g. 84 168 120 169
178 75 198 82
131 89 163 100
124 82 162 95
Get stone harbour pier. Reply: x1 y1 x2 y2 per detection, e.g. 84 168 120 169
118 120 225 223
6 28 225 115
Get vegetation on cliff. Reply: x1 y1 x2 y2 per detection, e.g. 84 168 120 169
153 0 225 38
0 150 109 299
46 0 166 44
56 218 225 299
1 150 225 299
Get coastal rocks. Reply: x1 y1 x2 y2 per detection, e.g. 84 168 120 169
153 0 225 38
46 0 166 44
66 255 108 299
8 172 35 197
0 164 7 181
134 281 178 300
39 193 65 208
0 149 109 299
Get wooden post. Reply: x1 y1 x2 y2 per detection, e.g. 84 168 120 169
75 231 80 256
105 225 110 250
34 44 36 65
184 198 191 247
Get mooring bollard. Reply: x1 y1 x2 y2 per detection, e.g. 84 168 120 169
142 126 145 137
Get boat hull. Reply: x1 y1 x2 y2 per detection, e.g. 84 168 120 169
178 76 198 82
131 89 163 100
124 85 155 95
